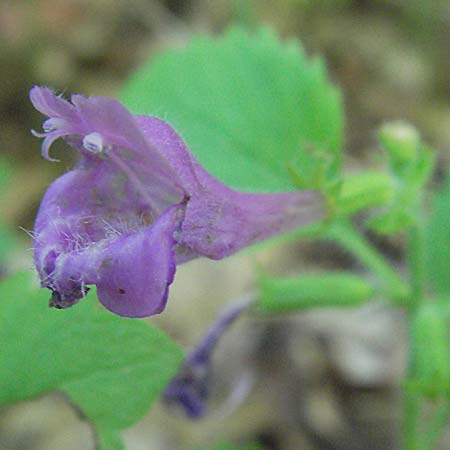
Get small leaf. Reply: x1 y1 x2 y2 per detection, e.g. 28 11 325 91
0 272 183 448
425 172 450 296
258 271 374 313
121 26 343 191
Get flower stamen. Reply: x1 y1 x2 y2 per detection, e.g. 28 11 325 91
83 132 105 154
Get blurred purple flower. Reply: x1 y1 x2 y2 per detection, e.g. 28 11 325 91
30 86 323 317
163 297 252 417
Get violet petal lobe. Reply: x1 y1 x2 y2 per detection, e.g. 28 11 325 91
163 296 253 418
30 86 324 317
45 207 180 318
33 158 182 316
45 207 179 318
30 86 79 122
95 206 180 317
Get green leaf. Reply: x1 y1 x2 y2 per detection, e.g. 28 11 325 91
121 26 343 191
258 271 374 312
425 172 450 296
0 272 183 449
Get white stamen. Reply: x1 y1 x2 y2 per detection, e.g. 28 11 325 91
43 118 65 133
83 132 104 154
43 123 56 132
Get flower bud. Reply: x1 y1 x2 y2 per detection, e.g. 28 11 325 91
378 121 421 169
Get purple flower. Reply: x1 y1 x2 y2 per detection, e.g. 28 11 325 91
30 86 323 317
163 296 253 418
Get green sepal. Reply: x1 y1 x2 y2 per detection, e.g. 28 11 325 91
368 145 434 235
287 143 338 191
335 171 394 216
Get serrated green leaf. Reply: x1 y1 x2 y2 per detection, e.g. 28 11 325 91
121 26 343 191
0 272 183 448
425 173 450 295
258 271 374 312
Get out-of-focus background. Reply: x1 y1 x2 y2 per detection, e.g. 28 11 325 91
0 1 449 449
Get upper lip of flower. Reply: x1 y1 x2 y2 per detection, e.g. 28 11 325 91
30 86 324 318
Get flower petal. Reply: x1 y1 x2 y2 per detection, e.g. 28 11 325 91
32 159 170 295
135 115 325 259
70 95 179 185
135 115 199 191
180 171 324 259
33 152 183 317
96 206 180 317
30 88 189 195
30 86 78 120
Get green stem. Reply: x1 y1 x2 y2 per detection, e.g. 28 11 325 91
406 222 426 308
403 306 424 450
403 388 421 450
403 201 429 449
324 220 409 302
